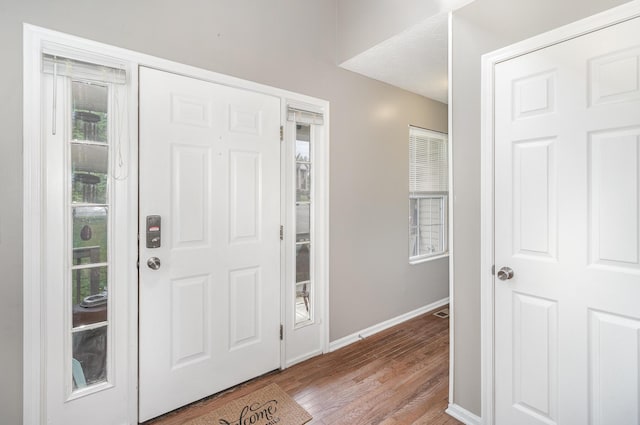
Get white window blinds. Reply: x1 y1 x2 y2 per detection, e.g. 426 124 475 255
409 126 448 194
42 53 127 85
287 106 324 125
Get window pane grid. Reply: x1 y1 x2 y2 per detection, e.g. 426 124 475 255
295 123 312 325
69 79 111 392
410 196 446 259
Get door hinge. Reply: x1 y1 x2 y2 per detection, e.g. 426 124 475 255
491 265 495 275
280 324 284 340
280 125 283 141
280 225 284 241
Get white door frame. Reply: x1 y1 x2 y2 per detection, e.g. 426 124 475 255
480 2 640 424
23 24 330 425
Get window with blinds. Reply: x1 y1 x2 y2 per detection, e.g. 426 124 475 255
287 105 324 326
42 51 128 394
409 126 448 262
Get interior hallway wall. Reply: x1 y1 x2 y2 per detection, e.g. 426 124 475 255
0 1 448 423
450 0 632 416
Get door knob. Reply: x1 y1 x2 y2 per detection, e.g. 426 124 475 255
147 257 161 270
497 266 514 281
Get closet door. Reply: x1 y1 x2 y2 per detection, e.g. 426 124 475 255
493 16 640 425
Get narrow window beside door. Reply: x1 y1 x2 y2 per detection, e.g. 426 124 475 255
43 53 128 396
288 106 324 327
295 123 312 325
70 80 111 391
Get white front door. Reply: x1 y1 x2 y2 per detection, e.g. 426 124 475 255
494 17 640 425
138 67 282 421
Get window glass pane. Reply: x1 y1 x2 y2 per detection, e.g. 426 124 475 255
295 282 311 324
295 122 313 325
417 197 444 255
73 206 108 264
296 163 311 202
72 81 108 143
296 203 310 242
296 139 310 162
72 143 108 204
72 266 108 327
409 198 418 257
296 243 310 283
296 124 310 143
72 326 107 389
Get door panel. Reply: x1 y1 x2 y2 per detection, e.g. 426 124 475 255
494 17 640 425
511 292 558 422
588 310 640 425
139 67 281 422
589 129 640 268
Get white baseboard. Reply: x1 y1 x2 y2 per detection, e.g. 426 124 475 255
285 349 323 368
446 403 482 425
329 297 450 352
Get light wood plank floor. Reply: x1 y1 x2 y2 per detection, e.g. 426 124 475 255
145 306 461 425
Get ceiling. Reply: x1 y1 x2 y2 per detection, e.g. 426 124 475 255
340 12 449 103
337 0 480 104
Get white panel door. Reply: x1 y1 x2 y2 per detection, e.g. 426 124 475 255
139 67 281 422
494 17 640 425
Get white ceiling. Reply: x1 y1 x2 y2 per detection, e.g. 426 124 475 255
340 12 449 103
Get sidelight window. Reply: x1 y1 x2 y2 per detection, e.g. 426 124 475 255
42 53 127 395
288 106 324 326
295 123 312 325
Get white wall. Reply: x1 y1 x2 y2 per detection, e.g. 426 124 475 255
0 1 448 423
450 0 632 416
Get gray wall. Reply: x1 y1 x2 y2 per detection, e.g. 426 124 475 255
0 1 448 423
450 0 632 416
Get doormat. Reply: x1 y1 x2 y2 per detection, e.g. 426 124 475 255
433 308 449 319
184 383 312 425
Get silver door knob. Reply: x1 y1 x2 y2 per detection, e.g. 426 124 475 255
497 266 514 281
147 257 161 270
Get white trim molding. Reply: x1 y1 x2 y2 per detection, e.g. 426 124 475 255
480 2 640 424
23 24 141 425
282 98 331 368
329 298 449 352
446 403 482 425
23 23 331 425
446 10 456 407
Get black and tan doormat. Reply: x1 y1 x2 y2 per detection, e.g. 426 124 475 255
184 383 312 425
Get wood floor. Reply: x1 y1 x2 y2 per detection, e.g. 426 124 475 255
145 307 461 425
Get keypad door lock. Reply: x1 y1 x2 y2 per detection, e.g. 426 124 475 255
146 215 161 248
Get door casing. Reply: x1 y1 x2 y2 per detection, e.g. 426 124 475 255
23 24 330 425
480 2 640 424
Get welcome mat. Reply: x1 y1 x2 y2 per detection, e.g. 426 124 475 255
184 383 312 425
